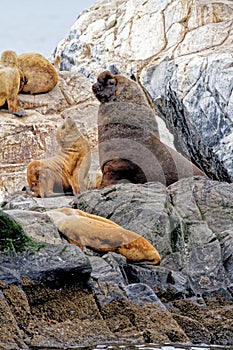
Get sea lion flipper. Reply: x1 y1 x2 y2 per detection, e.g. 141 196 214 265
12 108 27 117
75 209 121 228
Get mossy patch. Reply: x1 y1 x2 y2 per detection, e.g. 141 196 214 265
0 211 45 254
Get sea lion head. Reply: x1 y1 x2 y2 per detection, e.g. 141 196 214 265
92 70 117 102
1 50 18 66
56 116 82 149
93 70 149 105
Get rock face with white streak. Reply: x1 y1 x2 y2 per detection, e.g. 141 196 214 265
52 0 233 182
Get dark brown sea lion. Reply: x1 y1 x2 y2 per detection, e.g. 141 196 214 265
92 70 206 187
47 207 161 265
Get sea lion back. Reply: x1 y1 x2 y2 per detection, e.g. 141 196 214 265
18 53 58 94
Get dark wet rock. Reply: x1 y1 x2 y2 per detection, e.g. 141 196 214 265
0 244 91 288
89 254 127 307
0 290 28 350
124 283 166 309
124 264 195 301
89 252 166 309
172 313 212 344
0 266 21 286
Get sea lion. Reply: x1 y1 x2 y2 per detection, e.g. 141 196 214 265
92 70 206 187
18 53 58 94
47 207 161 265
0 50 26 116
27 116 91 197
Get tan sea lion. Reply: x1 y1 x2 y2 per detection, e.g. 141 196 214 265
27 116 91 197
47 207 161 265
92 71 206 187
0 50 26 116
18 53 58 94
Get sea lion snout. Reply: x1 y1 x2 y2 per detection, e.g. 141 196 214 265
92 70 117 102
98 70 115 84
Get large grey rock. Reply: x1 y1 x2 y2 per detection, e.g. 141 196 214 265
89 252 165 308
125 264 195 301
0 209 91 286
142 54 233 182
0 243 91 288
2 178 233 298
73 178 233 295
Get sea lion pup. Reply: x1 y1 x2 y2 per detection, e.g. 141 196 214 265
0 50 26 116
92 70 206 187
27 116 91 197
18 53 58 94
47 207 161 265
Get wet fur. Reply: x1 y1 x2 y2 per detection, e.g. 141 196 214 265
47 207 161 265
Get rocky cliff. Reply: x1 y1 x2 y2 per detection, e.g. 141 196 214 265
52 0 233 182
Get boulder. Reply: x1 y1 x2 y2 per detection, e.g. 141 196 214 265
73 178 233 295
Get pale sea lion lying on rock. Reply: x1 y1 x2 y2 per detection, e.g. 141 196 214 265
18 53 58 94
92 71 207 187
0 50 26 116
27 116 91 197
47 207 161 265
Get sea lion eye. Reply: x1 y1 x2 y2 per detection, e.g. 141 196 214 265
108 79 115 86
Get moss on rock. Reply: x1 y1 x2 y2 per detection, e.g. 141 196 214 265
0 211 45 254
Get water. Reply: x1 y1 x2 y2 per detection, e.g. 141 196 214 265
30 342 232 350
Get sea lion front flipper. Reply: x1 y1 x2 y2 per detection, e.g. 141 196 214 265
75 209 121 228
12 108 27 117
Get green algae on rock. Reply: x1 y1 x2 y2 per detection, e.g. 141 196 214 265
0 210 45 254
